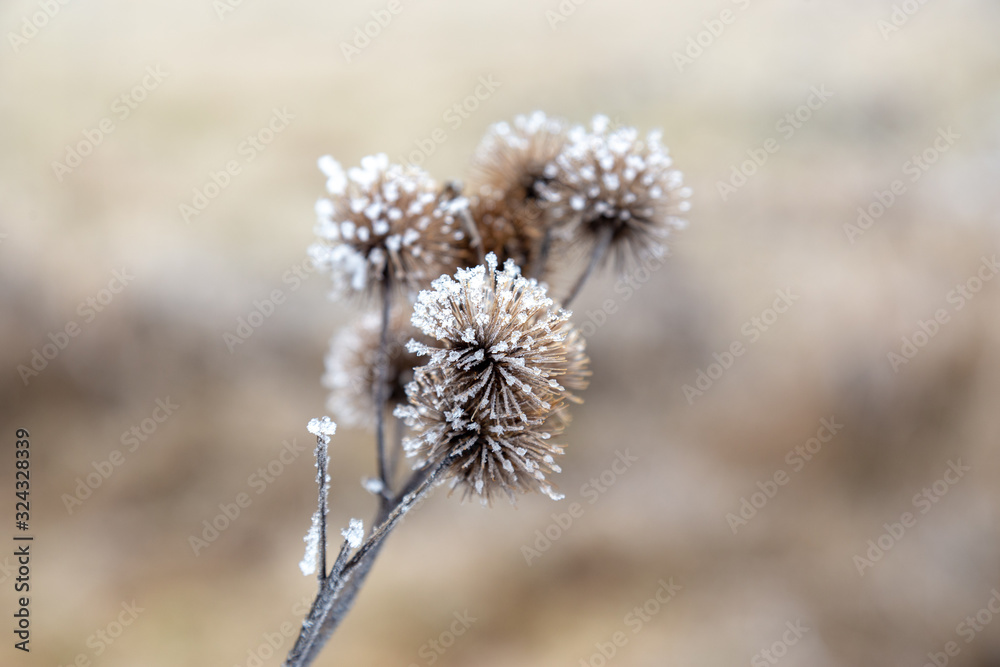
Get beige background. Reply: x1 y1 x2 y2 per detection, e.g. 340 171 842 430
2 0 1000 665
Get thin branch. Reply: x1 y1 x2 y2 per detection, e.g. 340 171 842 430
563 225 614 308
387 408 404 483
342 459 448 576
458 205 485 266
315 435 329 582
284 537 355 667
373 283 392 498
283 457 454 667
527 226 552 281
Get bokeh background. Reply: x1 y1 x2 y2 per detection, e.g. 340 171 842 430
3 0 1000 665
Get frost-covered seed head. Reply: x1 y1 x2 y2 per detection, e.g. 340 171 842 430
395 253 589 503
322 311 424 430
309 154 471 298
542 115 691 267
467 112 570 272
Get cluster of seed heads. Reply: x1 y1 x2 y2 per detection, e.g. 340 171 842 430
311 111 689 502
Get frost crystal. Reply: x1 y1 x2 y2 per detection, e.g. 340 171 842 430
396 254 589 503
362 477 385 495
299 510 322 576
310 154 471 299
342 518 364 549
307 416 337 440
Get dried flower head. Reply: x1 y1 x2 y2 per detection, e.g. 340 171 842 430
322 310 424 430
309 154 470 298
543 115 691 268
394 253 589 503
467 112 570 273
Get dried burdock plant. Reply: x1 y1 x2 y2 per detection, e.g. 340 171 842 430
282 112 687 667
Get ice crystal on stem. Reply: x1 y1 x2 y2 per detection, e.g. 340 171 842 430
299 511 322 576
300 417 335 577
341 518 364 549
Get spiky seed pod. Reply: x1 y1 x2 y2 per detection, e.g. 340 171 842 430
542 115 692 268
467 112 570 274
322 311 424 430
394 253 589 503
309 154 471 299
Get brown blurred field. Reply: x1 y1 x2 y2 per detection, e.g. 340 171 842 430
3 1 1000 666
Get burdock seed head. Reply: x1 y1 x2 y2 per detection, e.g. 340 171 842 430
309 154 471 299
394 252 589 503
322 310 424 430
542 115 691 269
467 112 570 273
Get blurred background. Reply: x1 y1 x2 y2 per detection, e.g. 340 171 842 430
3 0 1000 665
